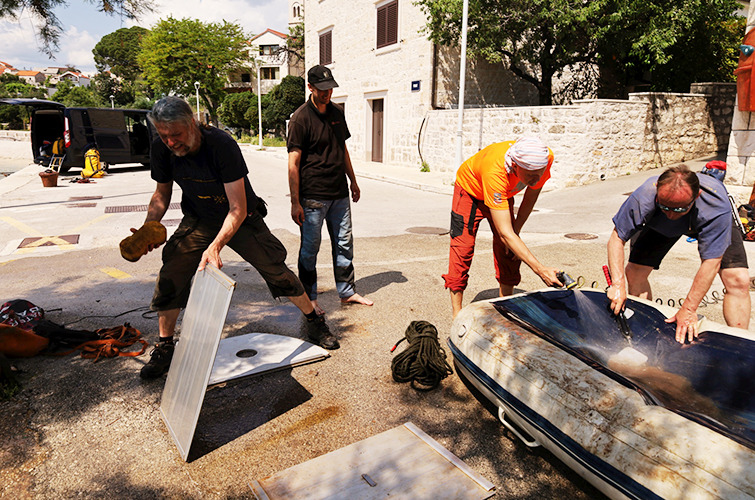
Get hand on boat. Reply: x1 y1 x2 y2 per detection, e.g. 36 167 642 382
666 306 699 344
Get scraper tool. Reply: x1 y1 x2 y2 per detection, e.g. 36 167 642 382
602 265 633 342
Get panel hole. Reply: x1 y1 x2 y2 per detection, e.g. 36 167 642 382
236 349 258 358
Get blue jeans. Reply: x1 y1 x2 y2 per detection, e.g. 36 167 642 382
298 197 355 300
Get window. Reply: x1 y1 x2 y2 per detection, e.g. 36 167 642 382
376 0 398 49
259 45 280 56
319 30 332 65
261 67 280 80
241 73 251 83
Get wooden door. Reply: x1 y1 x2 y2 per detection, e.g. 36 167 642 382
371 99 383 163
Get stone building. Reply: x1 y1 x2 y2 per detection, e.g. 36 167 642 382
299 0 532 166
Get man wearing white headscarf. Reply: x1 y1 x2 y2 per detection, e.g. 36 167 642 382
443 136 562 318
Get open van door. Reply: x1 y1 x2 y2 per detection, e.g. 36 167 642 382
85 108 132 164
0 98 65 165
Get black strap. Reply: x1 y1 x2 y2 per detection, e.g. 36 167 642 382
467 196 479 235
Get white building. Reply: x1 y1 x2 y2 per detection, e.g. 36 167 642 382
299 0 530 166
227 28 298 95
59 71 90 87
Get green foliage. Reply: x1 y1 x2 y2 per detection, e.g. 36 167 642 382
416 0 744 103
93 26 149 81
420 161 430 172
0 0 153 56
0 77 45 128
218 91 257 131
91 73 136 107
262 75 304 135
52 80 97 107
138 17 249 122
285 22 305 67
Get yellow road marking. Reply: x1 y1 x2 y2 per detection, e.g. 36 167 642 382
73 213 114 231
0 217 43 236
100 267 132 280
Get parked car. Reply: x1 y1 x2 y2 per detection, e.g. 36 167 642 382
0 98 156 173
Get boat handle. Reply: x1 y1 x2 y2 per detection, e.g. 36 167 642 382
498 407 540 448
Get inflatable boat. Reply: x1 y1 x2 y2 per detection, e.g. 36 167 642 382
449 289 755 499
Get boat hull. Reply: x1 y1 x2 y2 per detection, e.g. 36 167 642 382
449 290 755 500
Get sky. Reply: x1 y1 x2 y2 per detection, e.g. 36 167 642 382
0 0 289 74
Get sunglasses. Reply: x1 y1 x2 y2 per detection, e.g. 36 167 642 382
656 197 694 213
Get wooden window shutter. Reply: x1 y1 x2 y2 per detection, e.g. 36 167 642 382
319 31 332 65
377 1 398 49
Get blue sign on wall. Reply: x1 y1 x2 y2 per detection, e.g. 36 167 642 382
411 80 421 92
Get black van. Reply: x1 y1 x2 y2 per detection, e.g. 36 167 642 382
0 98 156 173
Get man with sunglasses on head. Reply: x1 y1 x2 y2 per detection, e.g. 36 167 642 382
607 164 750 343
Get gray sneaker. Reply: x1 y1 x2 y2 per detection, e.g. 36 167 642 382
140 341 174 379
307 315 339 350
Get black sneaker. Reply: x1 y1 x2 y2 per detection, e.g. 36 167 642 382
140 341 175 379
307 315 339 350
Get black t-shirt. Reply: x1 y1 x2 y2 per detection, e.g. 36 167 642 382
287 99 351 200
151 127 259 223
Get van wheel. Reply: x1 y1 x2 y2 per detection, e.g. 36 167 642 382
102 162 109 172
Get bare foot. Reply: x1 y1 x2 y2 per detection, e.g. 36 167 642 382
340 293 374 306
311 300 325 316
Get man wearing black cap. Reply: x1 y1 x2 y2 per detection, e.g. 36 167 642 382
287 65 373 316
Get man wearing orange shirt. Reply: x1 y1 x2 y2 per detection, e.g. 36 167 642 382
443 136 562 318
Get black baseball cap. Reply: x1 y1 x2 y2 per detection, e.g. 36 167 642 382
308 65 339 90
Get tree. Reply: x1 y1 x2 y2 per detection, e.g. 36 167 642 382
138 17 250 123
262 75 304 136
0 76 45 129
416 0 743 104
284 22 305 68
52 80 97 107
0 0 153 56
218 91 257 131
417 0 608 105
91 73 135 107
596 0 744 96
93 26 149 81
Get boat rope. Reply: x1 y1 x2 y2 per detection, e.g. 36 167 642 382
390 321 453 391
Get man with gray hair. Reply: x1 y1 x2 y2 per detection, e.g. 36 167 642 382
138 97 338 380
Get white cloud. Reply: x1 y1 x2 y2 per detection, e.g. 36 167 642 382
2 0 289 73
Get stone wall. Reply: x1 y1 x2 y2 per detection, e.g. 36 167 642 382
419 88 736 191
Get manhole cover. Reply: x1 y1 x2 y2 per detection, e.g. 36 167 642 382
406 226 449 235
565 233 598 240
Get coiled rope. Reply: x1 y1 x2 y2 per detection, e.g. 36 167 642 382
390 321 453 391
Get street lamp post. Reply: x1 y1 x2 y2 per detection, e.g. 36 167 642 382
194 81 201 122
257 66 263 150
109 95 114 109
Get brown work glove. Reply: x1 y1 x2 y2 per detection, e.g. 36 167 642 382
119 221 167 262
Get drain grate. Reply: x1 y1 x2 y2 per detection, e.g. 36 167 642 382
406 226 449 235
68 196 103 201
66 203 97 208
105 202 181 213
565 233 598 240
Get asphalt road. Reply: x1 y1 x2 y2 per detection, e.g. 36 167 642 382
1 141 752 499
